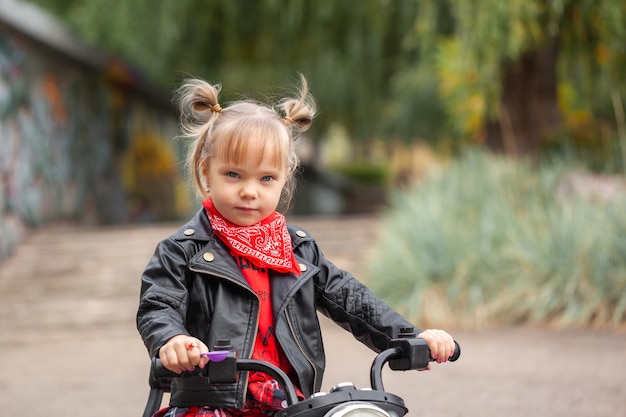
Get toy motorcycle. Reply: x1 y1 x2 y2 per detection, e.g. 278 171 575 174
142 329 460 417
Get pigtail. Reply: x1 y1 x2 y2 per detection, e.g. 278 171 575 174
175 79 223 198
176 79 223 128
280 74 316 132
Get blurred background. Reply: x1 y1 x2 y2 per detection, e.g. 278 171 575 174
1 0 625 328
1 2 625 416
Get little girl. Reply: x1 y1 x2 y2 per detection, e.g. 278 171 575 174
136 76 455 417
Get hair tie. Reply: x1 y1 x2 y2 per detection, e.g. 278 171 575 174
283 117 294 126
211 103 222 113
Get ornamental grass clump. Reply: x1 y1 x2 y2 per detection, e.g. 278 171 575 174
368 150 626 328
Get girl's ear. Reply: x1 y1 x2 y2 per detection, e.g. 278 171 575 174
201 163 210 188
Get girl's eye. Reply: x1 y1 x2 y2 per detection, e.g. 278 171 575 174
261 175 275 182
226 172 239 178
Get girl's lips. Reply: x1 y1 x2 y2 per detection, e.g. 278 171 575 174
236 207 256 212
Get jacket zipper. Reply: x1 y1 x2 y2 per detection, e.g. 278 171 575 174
285 309 318 393
188 266 260 404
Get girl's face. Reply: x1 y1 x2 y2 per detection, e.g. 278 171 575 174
206 153 287 226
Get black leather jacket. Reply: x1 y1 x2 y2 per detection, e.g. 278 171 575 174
137 209 420 408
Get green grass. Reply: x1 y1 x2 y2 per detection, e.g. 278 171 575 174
367 150 626 329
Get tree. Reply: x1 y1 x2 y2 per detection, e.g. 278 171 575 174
410 0 626 157
31 0 421 157
30 0 626 164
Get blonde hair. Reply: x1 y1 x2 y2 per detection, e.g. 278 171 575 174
175 75 316 210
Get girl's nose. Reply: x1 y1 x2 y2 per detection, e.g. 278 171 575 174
240 183 258 199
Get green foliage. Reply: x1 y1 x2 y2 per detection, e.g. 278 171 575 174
332 162 389 186
368 149 626 328
30 0 421 146
410 0 626 137
29 0 626 160
380 65 450 143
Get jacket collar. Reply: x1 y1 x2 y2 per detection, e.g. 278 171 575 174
176 209 320 293
173 208 215 242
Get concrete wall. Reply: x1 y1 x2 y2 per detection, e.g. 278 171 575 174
0 5 185 260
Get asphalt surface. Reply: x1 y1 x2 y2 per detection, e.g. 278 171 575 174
1 216 625 417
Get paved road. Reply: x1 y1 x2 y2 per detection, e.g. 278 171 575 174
1 216 625 417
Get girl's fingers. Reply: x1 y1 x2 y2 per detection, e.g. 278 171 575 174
417 329 455 364
176 340 197 371
197 341 210 368
160 345 183 374
159 335 207 373
183 338 211 369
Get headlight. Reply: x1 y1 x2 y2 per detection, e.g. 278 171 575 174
324 401 391 417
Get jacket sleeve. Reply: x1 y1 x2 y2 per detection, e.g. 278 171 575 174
306 240 421 353
136 237 191 357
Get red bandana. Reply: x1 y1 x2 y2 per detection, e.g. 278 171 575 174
203 198 301 275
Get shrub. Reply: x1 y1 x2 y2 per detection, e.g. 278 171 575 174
367 150 626 329
332 162 389 186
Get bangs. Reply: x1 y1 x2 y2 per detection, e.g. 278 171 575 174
212 116 289 170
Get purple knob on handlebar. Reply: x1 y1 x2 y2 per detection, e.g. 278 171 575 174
200 350 230 362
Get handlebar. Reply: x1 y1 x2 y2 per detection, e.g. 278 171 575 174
144 337 460 417
371 339 460 391
150 351 299 405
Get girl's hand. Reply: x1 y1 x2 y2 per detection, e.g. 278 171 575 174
417 329 455 367
158 334 209 374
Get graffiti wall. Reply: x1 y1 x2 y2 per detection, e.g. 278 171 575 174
0 27 185 259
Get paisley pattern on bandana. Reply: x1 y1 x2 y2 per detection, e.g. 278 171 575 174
203 199 301 275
